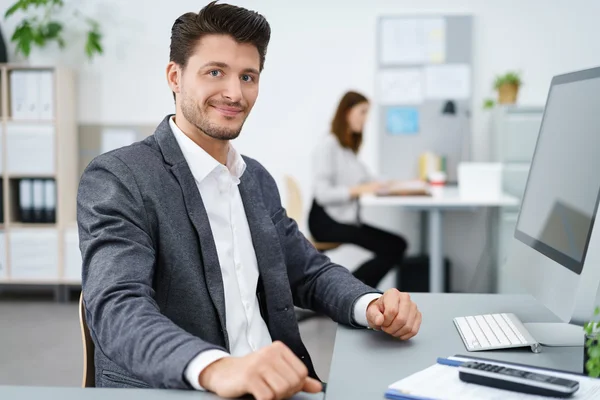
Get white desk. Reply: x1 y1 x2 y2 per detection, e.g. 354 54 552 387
361 186 519 292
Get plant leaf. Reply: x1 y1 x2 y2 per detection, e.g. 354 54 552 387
45 21 62 39
85 29 103 59
11 19 34 57
4 0 25 19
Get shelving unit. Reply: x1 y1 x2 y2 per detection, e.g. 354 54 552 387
0 64 79 291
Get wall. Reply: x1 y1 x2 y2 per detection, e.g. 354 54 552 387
2 0 599 291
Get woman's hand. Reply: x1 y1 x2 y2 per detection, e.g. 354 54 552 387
350 182 385 198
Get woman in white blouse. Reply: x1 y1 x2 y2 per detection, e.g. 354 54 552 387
308 91 407 288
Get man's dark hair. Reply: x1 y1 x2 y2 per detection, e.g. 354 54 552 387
170 1 271 71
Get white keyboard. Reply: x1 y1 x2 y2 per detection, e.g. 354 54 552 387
454 313 541 353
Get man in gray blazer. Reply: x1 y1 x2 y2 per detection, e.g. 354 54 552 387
77 2 422 399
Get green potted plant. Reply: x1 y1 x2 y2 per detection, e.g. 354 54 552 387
584 306 600 377
483 71 523 109
4 0 103 62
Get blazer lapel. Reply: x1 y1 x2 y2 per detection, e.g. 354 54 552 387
238 173 292 320
154 115 229 350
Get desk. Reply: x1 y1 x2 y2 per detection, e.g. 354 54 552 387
0 385 323 399
361 186 519 292
326 293 583 399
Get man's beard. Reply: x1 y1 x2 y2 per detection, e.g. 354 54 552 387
181 94 246 141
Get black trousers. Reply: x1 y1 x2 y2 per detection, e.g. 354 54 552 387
308 200 407 288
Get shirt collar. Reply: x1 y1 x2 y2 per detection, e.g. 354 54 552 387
169 116 246 184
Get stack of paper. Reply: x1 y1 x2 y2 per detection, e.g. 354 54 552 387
387 356 600 399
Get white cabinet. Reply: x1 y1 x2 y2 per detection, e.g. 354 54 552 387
0 231 6 279
9 229 58 279
64 227 82 281
491 105 544 293
6 123 55 175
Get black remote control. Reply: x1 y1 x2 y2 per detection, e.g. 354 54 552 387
458 361 580 398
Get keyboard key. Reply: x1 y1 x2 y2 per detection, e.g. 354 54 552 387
502 314 528 344
484 314 511 346
475 315 500 347
455 317 480 349
466 316 490 348
492 314 522 344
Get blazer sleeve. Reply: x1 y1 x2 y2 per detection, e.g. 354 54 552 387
77 154 226 389
312 139 352 206
253 161 381 326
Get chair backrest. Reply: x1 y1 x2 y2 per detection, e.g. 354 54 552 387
283 175 304 224
79 292 96 387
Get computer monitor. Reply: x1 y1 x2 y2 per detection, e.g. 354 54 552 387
505 65 600 346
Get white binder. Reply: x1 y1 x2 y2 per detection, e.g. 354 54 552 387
38 71 54 120
23 71 40 120
10 71 28 120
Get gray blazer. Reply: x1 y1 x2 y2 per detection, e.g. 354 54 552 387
77 115 379 389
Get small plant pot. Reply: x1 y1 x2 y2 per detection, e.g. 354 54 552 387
584 334 600 376
498 83 519 104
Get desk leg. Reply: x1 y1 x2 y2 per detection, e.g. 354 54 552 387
428 209 444 293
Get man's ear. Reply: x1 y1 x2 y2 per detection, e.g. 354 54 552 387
166 62 181 94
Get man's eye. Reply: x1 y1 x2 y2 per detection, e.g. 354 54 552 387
241 74 253 82
209 70 221 77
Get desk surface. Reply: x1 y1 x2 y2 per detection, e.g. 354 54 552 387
326 293 583 399
0 294 582 400
361 186 519 208
0 385 323 400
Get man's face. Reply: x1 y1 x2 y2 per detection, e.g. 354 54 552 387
177 34 260 141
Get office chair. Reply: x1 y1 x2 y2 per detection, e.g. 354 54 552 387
79 292 95 387
283 175 340 252
284 175 340 322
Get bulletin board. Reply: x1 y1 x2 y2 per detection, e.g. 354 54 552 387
376 15 473 182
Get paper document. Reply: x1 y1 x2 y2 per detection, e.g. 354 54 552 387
388 356 600 399
425 64 471 100
423 18 446 63
101 128 138 154
379 18 446 65
378 69 423 105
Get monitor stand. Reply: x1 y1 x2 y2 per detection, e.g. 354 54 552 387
523 323 584 347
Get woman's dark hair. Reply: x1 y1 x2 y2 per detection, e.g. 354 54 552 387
330 91 369 153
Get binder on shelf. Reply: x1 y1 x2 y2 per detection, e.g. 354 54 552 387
32 179 44 223
24 71 39 120
43 179 56 223
38 71 54 120
10 70 27 120
9 70 54 121
19 179 33 223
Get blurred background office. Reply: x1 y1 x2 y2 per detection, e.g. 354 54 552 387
1 0 600 389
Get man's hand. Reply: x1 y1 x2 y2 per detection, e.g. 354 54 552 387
198 341 322 400
366 289 422 340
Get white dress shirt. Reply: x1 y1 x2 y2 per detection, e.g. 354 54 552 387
169 118 380 390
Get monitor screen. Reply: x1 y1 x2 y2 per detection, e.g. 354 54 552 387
515 70 600 275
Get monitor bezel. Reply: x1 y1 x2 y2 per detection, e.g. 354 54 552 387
514 66 600 275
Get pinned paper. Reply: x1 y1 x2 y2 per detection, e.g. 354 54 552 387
379 18 446 65
386 107 419 135
378 69 423 105
101 128 138 154
425 64 471 99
